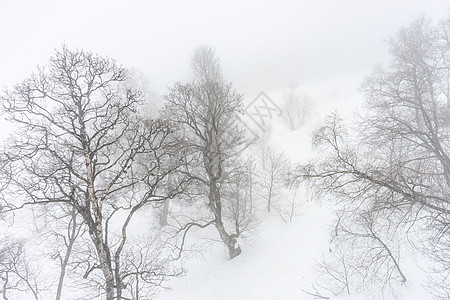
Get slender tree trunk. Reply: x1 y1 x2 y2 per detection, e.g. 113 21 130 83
236 180 241 222
267 183 273 212
160 154 174 226
289 192 296 223
159 199 170 226
248 169 253 214
55 252 69 300
135 271 139 300
55 208 79 300
2 273 8 300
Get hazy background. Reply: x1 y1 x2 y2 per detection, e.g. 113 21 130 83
0 0 449 98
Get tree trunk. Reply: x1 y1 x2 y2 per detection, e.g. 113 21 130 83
55 248 69 300
88 229 115 300
55 209 78 300
160 154 175 226
114 258 123 300
82 135 115 300
104 279 115 300
267 187 272 212
215 219 241 259
159 199 170 226
100 248 115 300
248 169 253 214
209 180 242 259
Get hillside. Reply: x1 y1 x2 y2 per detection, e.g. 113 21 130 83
156 78 434 300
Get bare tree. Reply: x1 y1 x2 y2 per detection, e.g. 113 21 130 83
302 251 352 299
281 84 314 130
276 183 302 223
0 237 43 300
296 114 409 298
0 46 186 299
163 45 250 259
302 203 406 299
54 207 82 300
253 125 300 221
257 144 289 213
295 15 450 299
159 154 177 226
30 205 85 300
222 159 259 239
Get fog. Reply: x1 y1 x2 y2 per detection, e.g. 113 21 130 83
2 2 450 300
1 0 448 96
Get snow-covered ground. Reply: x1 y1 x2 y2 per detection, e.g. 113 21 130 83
156 76 435 300
158 202 433 300
1 73 435 299
158 203 332 300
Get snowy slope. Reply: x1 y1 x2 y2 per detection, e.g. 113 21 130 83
156 77 351 300
158 203 332 300
156 76 434 300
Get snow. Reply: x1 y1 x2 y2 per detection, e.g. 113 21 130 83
1 73 436 299
158 203 332 300
157 78 343 300
156 76 435 300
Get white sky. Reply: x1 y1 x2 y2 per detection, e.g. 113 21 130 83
0 0 449 97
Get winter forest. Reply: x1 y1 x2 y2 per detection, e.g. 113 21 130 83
1 2 450 300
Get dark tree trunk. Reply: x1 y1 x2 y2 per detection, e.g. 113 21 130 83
159 199 170 226
215 219 241 259
209 181 241 259
160 154 175 226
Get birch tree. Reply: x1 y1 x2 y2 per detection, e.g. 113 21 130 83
0 46 186 299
